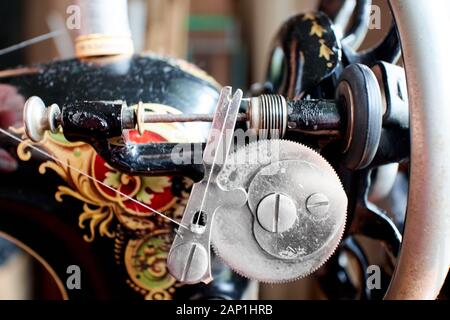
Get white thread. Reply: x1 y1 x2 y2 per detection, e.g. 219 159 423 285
0 128 189 230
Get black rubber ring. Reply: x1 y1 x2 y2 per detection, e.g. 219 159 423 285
337 64 383 170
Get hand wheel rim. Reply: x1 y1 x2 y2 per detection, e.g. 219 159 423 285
386 0 450 299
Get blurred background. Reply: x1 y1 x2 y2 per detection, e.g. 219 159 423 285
0 0 391 299
1 0 390 87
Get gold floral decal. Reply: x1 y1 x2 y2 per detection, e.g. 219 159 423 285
11 102 198 300
310 20 327 37
304 13 335 65
11 127 116 242
319 39 335 61
303 13 317 21
11 101 197 243
124 229 180 300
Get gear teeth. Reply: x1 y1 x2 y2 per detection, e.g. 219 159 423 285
212 139 348 284
212 211 347 284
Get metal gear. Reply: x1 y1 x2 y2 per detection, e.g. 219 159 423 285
212 140 347 283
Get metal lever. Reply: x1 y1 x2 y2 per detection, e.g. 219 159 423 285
166 86 247 284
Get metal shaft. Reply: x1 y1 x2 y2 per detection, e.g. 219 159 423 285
143 113 248 123
141 96 342 138
23 94 342 144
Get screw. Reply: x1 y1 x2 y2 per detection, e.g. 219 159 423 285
306 193 330 218
257 193 297 233
167 242 208 284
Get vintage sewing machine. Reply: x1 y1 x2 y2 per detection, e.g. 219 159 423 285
0 0 449 300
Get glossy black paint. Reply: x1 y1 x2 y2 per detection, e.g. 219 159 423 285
61 101 126 141
266 12 342 99
4 55 220 111
92 141 205 180
356 25 401 65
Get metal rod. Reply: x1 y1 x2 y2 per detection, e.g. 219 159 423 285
143 113 248 123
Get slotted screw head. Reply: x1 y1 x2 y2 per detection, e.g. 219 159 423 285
257 193 297 233
167 242 208 284
306 193 330 218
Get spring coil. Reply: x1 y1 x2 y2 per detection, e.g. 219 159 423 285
247 94 288 139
